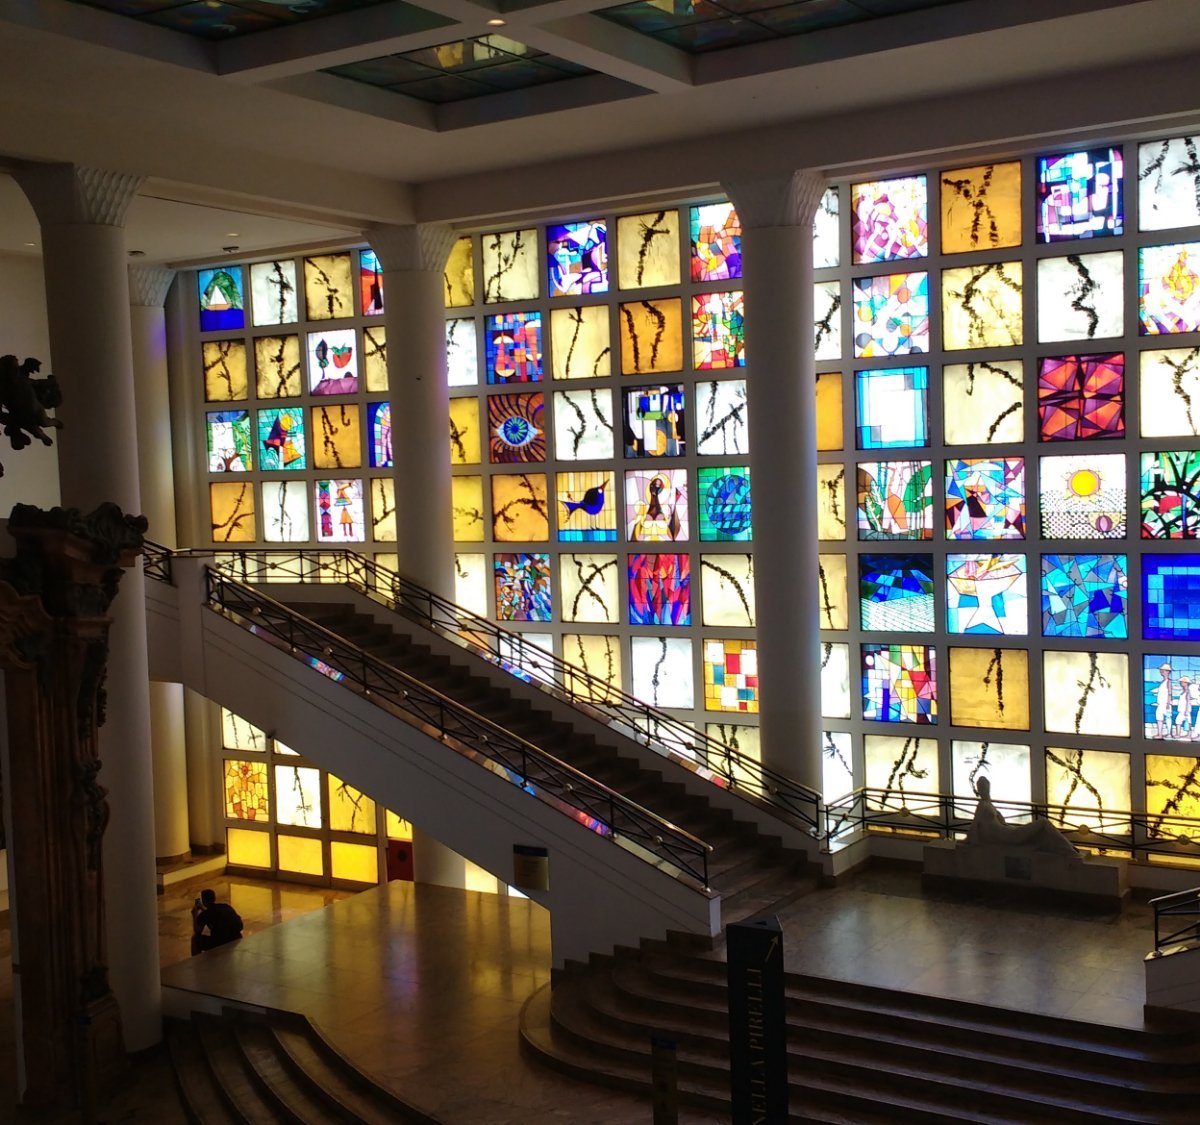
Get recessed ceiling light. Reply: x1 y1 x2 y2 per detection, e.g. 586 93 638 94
128 249 145 257
487 18 506 26
226 232 240 237
23 242 36 248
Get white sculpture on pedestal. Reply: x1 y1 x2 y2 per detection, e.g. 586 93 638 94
966 776 1080 858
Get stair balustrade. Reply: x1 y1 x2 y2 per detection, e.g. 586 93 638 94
1151 885 1200 951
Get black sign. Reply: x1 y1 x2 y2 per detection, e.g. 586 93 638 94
727 915 788 1123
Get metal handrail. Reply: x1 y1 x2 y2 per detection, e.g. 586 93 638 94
204 565 712 888
1150 886 1200 952
142 539 173 584
146 543 822 832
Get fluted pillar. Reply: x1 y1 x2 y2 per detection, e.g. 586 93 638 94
14 163 162 1049
723 171 827 791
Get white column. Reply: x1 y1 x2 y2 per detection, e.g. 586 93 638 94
723 171 827 792
15 163 162 1049
365 223 457 599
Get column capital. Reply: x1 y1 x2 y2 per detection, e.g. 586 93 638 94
14 163 143 228
722 170 827 230
128 266 175 308
365 222 456 274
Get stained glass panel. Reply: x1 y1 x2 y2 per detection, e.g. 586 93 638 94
859 553 934 632
940 161 1022 254
624 383 685 457
1038 453 1126 538
708 724 764 790
851 175 928 263
203 340 248 401
943 361 1023 444
275 765 322 828
210 481 256 542
1143 554 1200 639
818 464 847 540
820 642 850 719
250 260 298 326
630 636 693 708
952 740 1031 813
817 553 848 630
852 273 929 358
864 736 939 811
1146 754 1200 836
226 827 269 868
944 457 1026 540
821 731 854 800
363 326 387 392
486 311 543 383
559 554 620 623
861 643 936 724
494 552 552 621
1037 251 1124 342
814 281 842 361
446 318 478 386
452 475 485 541
368 402 392 468
257 407 306 471
315 478 365 542
1139 135 1200 231
1043 650 1129 736
856 460 933 540
690 202 741 282
1045 747 1130 832
557 470 617 542
224 759 268 820
455 553 488 616
562 634 622 702
626 468 689 543
619 298 684 375
553 388 615 460
1037 353 1124 441
1143 655 1200 742
311 404 362 470
307 328 358 395
491 473 549 541
199 267 244 332
370 478 396 542
700 553 755 627
489 393 546 463
946 552 1027 636
303 253 354 320
222 708 266 752
444 235 474 307
1041 553 1128 638
1141 450 1200 538
697 465 752 542
254 335 302 399
815 372 842 452
703 639 758 713
331 842 378 883
482 228 539 303
1139 242 1200 334
813 187 840 270
948 647 1029 730
547 220 608 296
628 552 690 626
855 366 928 448
550 306 611 379
1140 348 1200 437
359 249 385 316
261 480 309 542
207 410 252 472
617 209 680 289
941 262 1023 349
1036 147 1124 241
448 397 480 465
692 291 745 369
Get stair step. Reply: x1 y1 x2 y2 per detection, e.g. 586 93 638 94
191 1012 280 1125
231 1017 348 1123
166 1019 241 1125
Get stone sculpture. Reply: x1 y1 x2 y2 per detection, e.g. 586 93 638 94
0 353 63 475
966 776 1079 857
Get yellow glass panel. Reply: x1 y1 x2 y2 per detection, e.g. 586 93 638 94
226 827 271 869
369 477 396 542
817 464 846 540
818 554 848 630
452 475 485 541
254 335 302 399
562 634 622 702
376 552 398 572
444 236 474 308
815 371 843 451
492 473 549 541
550 306 611 380
304 253 354 320
328 774 376 834
464 862 500 894
619 298 683 376
1045 747 1130 833
278 834 324 876
210 481 256 543
617 210 681 289
203 340 248 401
481 229 538 303
363 326 388 392
1146 754 1200 837
948 647 1029 730
311 404 362 470
706 723 761 790
942 262 1023 350
939 161 1022 254
222 708 266 752
331 841 379 884
224 759 269 820
449 397 481 465
386 811 413 840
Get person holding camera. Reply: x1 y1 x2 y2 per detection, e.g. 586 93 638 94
190 888 244 955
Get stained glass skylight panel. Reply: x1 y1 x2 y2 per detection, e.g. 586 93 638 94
617 210 681 289
303 254 354 321
444 238 474 308
813 188 840 269
1139 135 1200 231
855 367 928 449
489 393 546 463
620 298 684 375
452 476 485 541
697 466 752 542
945 553 1028 635
700 554 755 627
206 410 251 472
550 307 611 379
258 408 306 471
1143 654 1200 742
359 250 385 316
311 404 361 469
548 221 608 296
199 267 244 332
449 398 480 466
820 642 851 719
494 553 552 621
491 473 549 541
852 274 929 357
852 176 928 264
315 479 364 542
1145 754 1200 829
818 553 848 630
630 636 693 709
861 644 936 724
1043 651 1129 737
210 481 255 542
74 0 399 39
370 479 396 542
626 469 689 543
1141 450 1200 538
1037 353 1124 441
486 312 543 383
222 708 266 753
942 262 1023 349
307 329 358 395
261 481 309 543
943 361 1023 445
856 460 933 540
624 384 686 457
690 203 741 282
692 291 746 369
446 319 478 387
952 740 1031 812
818 464 847 540
859 553 934 632
1045 746 1131 832
275 765 322 829
944 457 1026 540
362 326 387 392
940 162 1022 254
203 340 247 402
455 553 488 615
816 372 843 452
559 554 620 623
1140 348 1200 437
948 647 1029 731
1037 251 1124 342
814 282 842 361
1143 555 1200 640
1139 243 1200 334
255 336 301 399
250 261 298 326
557 470 617 542
1041 553 1128 639
629 552 690 626
368 402 392 468
482 229 539 303
1038 453 1126 539
1036 147 1124 242
703 639 758 713
554 389 614 461
864 735 938 810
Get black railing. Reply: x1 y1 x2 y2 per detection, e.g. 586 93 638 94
204 566 712 888
1151 886 1200 952
142 539 173 584
148 544 822 833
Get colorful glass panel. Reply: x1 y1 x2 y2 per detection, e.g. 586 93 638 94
1041 553 1128 638
254 335 301 399
494 552 552 621
1037 251 1124 341
703 639 758 713
486 311 543 383
557 470 617 542
448 397 480 466
198 266 244 332
1143 655 1200 743
1139 135 1200 231
856 460 933 540
1037 353 1125 441
206 410 251 472
359 248 385 316
628 552 690 626
303 254 354 320
944 457 1026 540
491 473 549 541
1038 453 1126 538
210 481 255 542
624 383 685 457
368 402 392 468
1139 242 1200 334
940 161 1022 254
852 273 929 357
311 404 361 470
550 306 611 379
261 480 309 542
1043 651 1130 736
619 297 684 375
257 407 306 471
859 553 934 632
446 318 478 387
1140 348 1200 437
851 175 928 263
943 361 1023 444
690 202 741 282
1036 147 1124 241
202 340 248 402
948 647 1030 730
489 393 546 463
547 220 608 296
1142 450 1200 538
224 759 268 820
692 291 745 369
482 228 539 303
945 552 1027 635
617 209 680 289
697 465 752 542
315 478 364 543
700 553 755 627
626 468 688 543
1143 554 1200 640
942 262 1023 349
861 643 936 724
553 388 615 461
630 636 693 709
855 366 928 448
307 328 358 395
559 554 620 624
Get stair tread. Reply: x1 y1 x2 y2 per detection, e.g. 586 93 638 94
232 1019 352 1123
191 1013 280 1125
167 1020 241 1125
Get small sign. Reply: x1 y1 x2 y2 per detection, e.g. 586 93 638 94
727 915 788 1124
512 844 549 891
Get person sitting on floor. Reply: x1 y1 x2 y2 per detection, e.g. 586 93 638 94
190 888 244 955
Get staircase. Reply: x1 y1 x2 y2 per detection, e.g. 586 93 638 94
522 937 1200 1124
295 599 819 930
168 1007 440 1124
